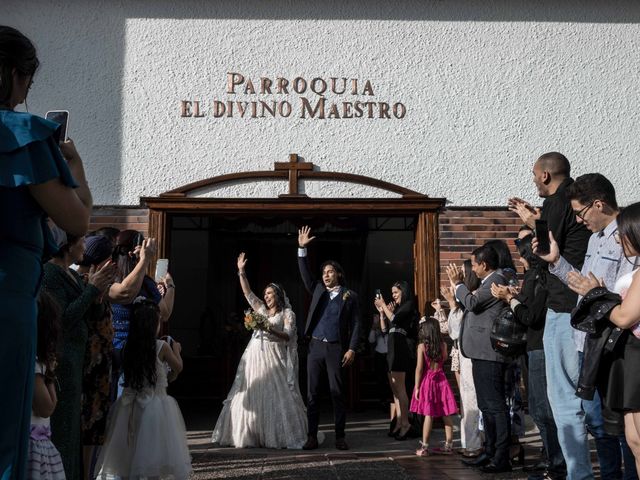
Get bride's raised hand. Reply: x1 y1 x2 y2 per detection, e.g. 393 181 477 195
237 252 248 273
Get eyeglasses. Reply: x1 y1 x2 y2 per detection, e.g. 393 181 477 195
575 202 594 220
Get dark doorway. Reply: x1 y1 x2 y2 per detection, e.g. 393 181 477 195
165 213 415 408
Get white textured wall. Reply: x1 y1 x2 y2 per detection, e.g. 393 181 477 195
3 1 640 206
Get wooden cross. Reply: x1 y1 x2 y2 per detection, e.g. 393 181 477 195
274 153 313 197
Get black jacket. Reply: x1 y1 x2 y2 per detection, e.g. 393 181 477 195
570 286 625 400
512 265 548 352
298 253 362 353
541 178 591 312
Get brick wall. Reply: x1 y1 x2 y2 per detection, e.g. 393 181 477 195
439 208 524 288
88 206 524 286
88 206 149 236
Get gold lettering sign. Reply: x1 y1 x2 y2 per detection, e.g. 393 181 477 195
180 72 406 120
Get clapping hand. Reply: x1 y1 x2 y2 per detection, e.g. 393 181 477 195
508 197 541 229
88 261 117 293
491 283 512 302
440 286 457 307
568 271 604 296
298 226 316 248
445 263 464 287
374 296 386 310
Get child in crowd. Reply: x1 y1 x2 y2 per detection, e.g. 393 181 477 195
95 297 191 480
28 292 66 479
411 317 458 457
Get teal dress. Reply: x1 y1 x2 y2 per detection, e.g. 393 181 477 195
0 110 76 480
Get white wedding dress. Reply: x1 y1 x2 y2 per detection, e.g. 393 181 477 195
211 292 309 449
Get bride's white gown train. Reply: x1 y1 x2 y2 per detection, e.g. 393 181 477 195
211 292 309 449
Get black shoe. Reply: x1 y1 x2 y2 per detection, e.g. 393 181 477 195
302 436 319 450
510 444 525 466
480 462 512 474
394 427 411 441
387 418 398 437
528 472 559 480
335 438 349 450
524 461 550 472
462 453 490 467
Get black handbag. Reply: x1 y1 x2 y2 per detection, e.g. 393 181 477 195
490 309 527 357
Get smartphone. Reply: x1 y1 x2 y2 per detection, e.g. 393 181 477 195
535 219 551 255
375 289 382 299
133 232 144 247
155 258 169 282
45 110 69 143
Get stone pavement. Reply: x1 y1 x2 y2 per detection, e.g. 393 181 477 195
184 405 561 480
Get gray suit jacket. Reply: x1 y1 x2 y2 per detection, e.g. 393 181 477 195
458 270 510 363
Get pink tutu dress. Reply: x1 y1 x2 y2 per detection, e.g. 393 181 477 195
410 348 458 417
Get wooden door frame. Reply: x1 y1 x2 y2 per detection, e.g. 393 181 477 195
141 160 445 314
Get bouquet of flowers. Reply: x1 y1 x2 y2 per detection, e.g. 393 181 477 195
244 309 270 332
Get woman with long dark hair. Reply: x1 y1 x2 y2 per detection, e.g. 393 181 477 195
110 229 171 400
596 202 640 472
0 26 93 479
375 280 419 440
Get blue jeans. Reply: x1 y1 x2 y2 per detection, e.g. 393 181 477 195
543 309 593 480
528 349 566 477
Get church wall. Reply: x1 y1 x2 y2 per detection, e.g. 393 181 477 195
4 0 640 209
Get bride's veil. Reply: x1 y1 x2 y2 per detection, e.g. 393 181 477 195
282 290 300 393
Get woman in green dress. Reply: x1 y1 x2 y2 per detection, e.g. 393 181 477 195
41 236 114 480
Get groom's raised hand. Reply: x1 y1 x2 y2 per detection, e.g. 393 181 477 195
298 225 316 248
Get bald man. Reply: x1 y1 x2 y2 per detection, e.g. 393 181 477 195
509 152 597 480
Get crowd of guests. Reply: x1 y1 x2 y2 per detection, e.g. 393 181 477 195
0 27 190 480
369 153 640 480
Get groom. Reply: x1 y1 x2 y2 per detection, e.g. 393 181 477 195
297 226 361 450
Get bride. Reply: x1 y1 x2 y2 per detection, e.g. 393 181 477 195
211 252 309 448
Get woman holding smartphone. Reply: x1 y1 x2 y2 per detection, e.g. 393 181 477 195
0 26 93 480
110 230 175 400
374 280 418 440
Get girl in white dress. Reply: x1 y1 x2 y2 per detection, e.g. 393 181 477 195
95 298 191 479
211 252 309 449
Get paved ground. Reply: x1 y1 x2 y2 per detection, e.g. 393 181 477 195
183 403 564 480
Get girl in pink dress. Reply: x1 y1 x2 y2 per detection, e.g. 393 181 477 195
410 317 458 456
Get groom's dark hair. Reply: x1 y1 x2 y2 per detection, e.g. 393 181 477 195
321 260 346 286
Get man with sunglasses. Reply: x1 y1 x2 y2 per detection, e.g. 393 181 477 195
534 173 638 480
